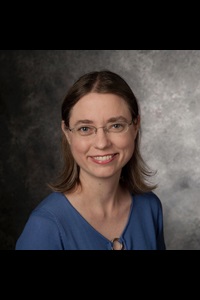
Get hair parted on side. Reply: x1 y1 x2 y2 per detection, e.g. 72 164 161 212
48 70 157 194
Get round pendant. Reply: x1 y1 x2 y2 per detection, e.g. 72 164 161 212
111 237 124 250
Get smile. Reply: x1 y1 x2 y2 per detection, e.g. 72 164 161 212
90 154 117 164
93 155 114 161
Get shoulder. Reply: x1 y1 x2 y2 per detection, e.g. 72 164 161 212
133 191 163 212
31 192 67 217
15 192 67 250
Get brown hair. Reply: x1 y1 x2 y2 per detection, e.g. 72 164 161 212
49 70 157 194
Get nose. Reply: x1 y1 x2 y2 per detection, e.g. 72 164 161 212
93 128 112 149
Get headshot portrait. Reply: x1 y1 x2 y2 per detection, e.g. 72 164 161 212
0 50 200 250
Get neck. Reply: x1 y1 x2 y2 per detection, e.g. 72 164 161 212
77 171 124 209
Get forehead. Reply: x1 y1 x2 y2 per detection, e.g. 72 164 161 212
71 93 131 119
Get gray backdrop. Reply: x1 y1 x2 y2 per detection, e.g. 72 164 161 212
0 50 200 250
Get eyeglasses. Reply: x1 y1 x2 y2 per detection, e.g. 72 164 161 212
68 119 134 137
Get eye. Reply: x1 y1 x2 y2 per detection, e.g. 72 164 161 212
78 126 90 132
109 123 125 131
113 123 123 128
77 126 95 135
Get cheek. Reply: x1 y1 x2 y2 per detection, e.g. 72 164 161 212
116 134 136 162
120 136 136 165
115 132 136 151
70 138 89 156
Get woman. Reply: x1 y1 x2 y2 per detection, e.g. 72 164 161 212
16 70 166 250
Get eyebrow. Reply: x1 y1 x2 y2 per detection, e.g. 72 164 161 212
107 116 129 123
73 116 129 127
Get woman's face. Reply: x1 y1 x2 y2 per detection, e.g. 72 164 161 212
62 93 139 182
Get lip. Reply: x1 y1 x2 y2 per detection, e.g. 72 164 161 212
89 153 118 164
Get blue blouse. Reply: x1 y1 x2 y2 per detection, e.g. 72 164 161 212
15 191 166 250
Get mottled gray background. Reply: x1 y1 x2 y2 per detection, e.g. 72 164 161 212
0 50 200 250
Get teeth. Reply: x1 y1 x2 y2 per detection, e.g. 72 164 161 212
93 155 113 161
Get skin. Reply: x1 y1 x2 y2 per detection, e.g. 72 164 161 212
61 92 140 241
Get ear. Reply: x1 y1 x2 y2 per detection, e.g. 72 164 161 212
135 115 140 132
133 115 140 138
61 120 71 144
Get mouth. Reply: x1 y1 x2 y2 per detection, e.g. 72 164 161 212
90 154 117 164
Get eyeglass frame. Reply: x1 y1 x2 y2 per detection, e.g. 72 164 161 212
67 118 136 137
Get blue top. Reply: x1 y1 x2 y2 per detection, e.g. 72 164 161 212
15 191 166 250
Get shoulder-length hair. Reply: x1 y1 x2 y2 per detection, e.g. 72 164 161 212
49 70 157 194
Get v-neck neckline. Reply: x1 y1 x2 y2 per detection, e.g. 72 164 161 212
60 192 134 242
